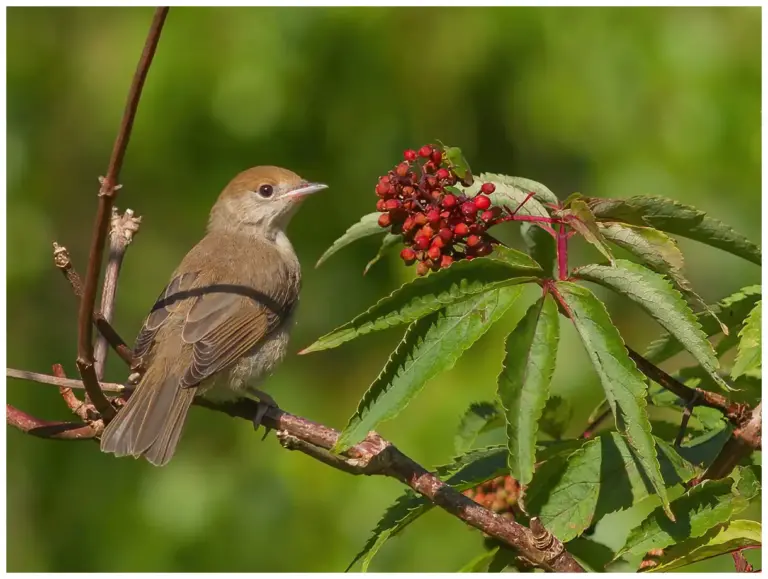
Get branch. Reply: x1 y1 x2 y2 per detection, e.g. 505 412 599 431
6 405 98 441
76 6 168 421
94 208 141 378
701 402 762 482
7 368 124 393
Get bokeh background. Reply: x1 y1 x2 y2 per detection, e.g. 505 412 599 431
7 6 761 572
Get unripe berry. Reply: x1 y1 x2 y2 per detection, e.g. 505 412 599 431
442 194 458 208
419 145 433 158
439 227 453 242
427 245 442 261
475 195 491 210
454 222 469 237
378 213 391 228
416 261 430 276
396 163 409 177
385 199 401 211
431 150 442 164
436 168 450 180
404 149 418 162
400 248 416 264
461 201 478 217
414 235 430 250
467 234 481 248
426 209 441 224
480 210 495 222
376 199 387 212
481 182 496 194
440 254 454 269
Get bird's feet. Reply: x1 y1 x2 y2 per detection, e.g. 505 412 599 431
249 389 278 440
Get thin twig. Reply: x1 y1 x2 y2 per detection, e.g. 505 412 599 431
94 208 141 378
6 368 124 393
6 405 99 441
76 7 168 420
580 408 611 439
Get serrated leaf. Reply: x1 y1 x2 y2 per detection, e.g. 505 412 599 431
597 221 725 333
460 172 552 219
645 285 762 363
562 200 615 265
539 395 573 440
316 212 386 268
526 433 695 542
616 466 760 559
458 547 500 572
575 260 727 391
587 195 761 265
350 445 507 571
335 287 523 450
362 232 402 275
302 252 540 354
732 300 761 380
454 401 504 455
490 175 559 206
521 221 557 278
498 294 560 485
648 519 762 572
555 281 673 519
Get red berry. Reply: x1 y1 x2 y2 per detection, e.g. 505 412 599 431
442 194 458 208
402 216 415 231
475 243 493 257
419 145 433 158
404 149 418 162
480 210 494 222
426 209 441 224
400 248 416 264
376 199 387 212
481 183 496 194
375 182 391 197
461 201 478 216
436 168 450 180
414 212 428 226
416 261 430 276
440 254 454 269
420 225 435 239
454 223 469 237
385 199 401 211
475 195 491 210
396 163 409 177
414 235 430 250
467 234 481 248
402 185 415 197
427 246 442 261
378 213 391 228
439 227 453 242
431 150 442 164
426 175 438 188
431 236 445 249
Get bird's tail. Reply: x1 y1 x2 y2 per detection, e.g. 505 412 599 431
100 368 195 467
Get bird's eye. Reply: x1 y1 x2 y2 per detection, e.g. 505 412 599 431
258 184 274 198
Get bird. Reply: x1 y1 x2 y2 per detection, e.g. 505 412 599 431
100 166 327 466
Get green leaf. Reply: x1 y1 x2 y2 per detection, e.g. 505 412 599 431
645 285 762 363
316 212 386 268
616 466 760 559
489 175 559 206
363 232 402 275
587 195 761 266
732 300 761 380
521 221 557 278
498 294 560 485
335 286 523 450
454 401 504 455
302 252 540 354
555 281 673 519
458 547 500 572
647 519 762 572
349 445 508 571
526 433 695 542
575 260 727 391
561 200 615 265
460 172 552 219
539 395 573 440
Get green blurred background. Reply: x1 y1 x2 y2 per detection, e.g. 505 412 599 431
7 6 761 572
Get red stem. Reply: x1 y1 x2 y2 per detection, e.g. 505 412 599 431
557 223 568 280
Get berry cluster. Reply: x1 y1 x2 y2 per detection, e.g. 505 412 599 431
375 145 504 276
463 475 520 526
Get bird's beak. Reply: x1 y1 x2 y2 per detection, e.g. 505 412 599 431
285 182 328 199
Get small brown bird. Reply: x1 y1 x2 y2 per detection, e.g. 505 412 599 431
100 166 326 466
